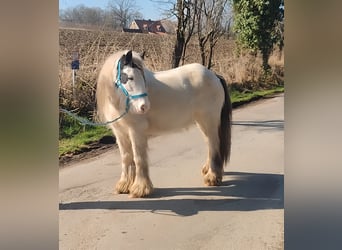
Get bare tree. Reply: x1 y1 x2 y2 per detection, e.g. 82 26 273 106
181 0 198 65
59 5 105 26
107 0 143 29
170 0 199 68
196 0 230 69
152 0 230 68
172 0 186 68
150 0 197 67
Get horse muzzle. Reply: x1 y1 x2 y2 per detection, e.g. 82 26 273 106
131 97 150 114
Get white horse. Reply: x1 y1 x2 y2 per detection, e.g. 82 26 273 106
96 50 232 198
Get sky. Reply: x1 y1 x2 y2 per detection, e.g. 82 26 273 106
59 0 170 21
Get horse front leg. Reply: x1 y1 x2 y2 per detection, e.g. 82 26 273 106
128 128 153 198
115 131 136 194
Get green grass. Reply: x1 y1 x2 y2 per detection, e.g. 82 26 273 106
59 126 112 156
59 85 284 158
230 86 284 104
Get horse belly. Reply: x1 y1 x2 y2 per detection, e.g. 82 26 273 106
146 97 195 135
145 66 221 135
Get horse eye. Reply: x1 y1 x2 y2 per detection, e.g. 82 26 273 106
120 73 128 84
128 77 134 81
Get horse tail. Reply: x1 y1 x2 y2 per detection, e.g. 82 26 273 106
216 74 232 165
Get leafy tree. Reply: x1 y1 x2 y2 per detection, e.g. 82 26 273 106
232 0 284 73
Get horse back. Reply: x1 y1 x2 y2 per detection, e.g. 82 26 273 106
144 63 225 134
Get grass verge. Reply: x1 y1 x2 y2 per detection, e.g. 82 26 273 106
230 85 284 106
59 86 284 158
59 126 112 156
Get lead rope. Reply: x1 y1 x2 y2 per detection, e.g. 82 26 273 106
59 107 128 127
60 60 132 126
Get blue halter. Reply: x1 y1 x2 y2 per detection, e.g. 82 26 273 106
59 59 148 127
115 60 148 114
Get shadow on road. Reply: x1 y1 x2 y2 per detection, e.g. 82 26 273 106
232 120 284 131
59 172 283 216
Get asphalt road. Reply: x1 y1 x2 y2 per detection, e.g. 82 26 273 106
59 94 284 250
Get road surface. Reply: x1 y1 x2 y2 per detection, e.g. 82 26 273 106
59 94 284 250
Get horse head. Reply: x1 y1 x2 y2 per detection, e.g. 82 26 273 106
114 50 150 115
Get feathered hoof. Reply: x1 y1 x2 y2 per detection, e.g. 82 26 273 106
129 178 154 198
203 171 223 186
115 179 133 194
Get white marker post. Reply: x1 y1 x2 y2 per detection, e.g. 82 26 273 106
71 52 79 99
72 68 75 97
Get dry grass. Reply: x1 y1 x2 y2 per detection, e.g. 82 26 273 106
59 28 284 114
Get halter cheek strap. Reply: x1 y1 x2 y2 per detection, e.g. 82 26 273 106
114 60 148 113
115 61 147 96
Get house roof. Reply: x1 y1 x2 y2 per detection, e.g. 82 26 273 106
133 19 166 33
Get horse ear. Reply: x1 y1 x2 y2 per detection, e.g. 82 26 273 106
140 51 146 60
124 50 133 66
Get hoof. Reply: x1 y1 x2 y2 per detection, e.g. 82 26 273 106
129 178 154 198
203 171 222 186
115 179 133 194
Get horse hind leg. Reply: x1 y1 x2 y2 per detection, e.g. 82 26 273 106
196 113 224 186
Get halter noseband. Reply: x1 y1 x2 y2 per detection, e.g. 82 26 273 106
114 59 148 114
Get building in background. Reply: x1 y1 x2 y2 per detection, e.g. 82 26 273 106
123 19 167 34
